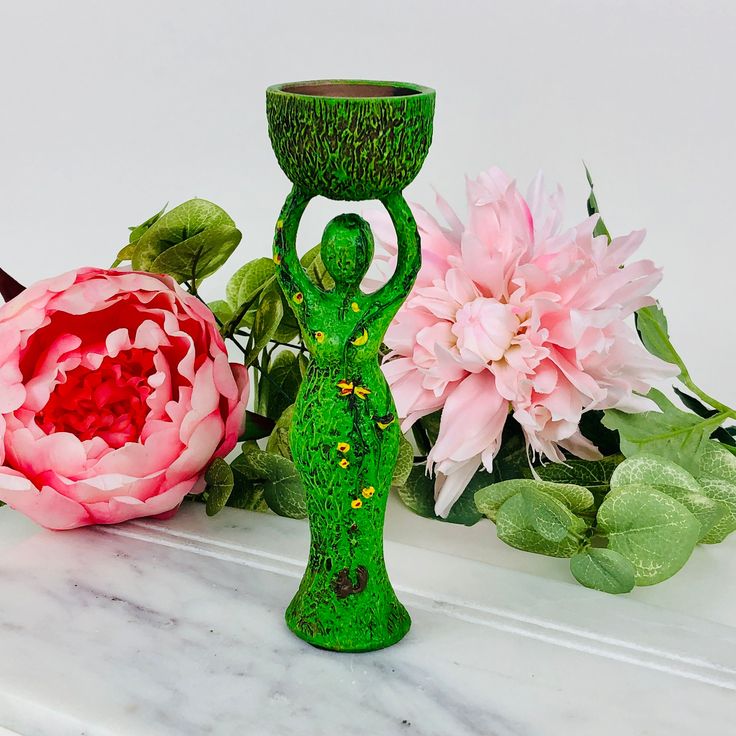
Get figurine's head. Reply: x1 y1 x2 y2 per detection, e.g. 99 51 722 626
321 214 374 289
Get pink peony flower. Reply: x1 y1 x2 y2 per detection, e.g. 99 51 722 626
0 268 249 530
369 168 678 517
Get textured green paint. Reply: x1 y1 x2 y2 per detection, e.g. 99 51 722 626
267 80 434 651
267 80 435 201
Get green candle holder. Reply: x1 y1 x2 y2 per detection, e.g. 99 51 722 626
267 79 435 652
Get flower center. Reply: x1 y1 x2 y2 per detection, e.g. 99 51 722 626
36 349 157 449
452 297 520 364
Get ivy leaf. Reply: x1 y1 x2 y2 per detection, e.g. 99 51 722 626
266 404 294 460
535 456 623 505
570 548 636 594
602 389 724 473
133 199 238 273
264 351 302 421
495 490 587 558
391 433 414 488
634 304 686 381
244 286 284 364
204 458 235 516
150 225 241 283
596 485 700 585
476 478 594 518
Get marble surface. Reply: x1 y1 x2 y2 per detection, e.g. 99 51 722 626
0 498 734 736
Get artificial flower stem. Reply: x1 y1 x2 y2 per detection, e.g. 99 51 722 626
680 377 736 420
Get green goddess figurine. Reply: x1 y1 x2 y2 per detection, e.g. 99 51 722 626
267 80 435 652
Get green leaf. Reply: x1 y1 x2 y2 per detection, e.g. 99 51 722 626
570 548 636 594
578 410 622 456
150 225 241 283
475 478 593 519
111 242 137 268
266 404 294 460
699 440 736 484
674 389 736 447
204 458 235 516
243 449 307 519
696 476 736 544
610 456 726 541
128 203 167 244
133 199 237 272
596 485 700 585
610 453 702 493
264 350 302 421
392 433 414 488
301 244 335 290
226 257 277 317
244 286 284 364
207 299 234 327
602 389 724 474
584 164 612 241
634 304 686 381
536 457 622 504
396 464 482 526
495 490 587 557
241 410 275 441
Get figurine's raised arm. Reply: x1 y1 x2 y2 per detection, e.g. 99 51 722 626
273 186 322 306
369 192 421 311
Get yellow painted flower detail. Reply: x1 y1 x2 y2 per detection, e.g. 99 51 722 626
351 301 360 312
351 499 363 509
362 486 375 499
315 331 325 343
293 292 304 304
339 458 350 469
374 413 395 430
276 219 284 230
273 253 282 265
337 380 354 396
354 386 371 400
351 328 369 346
337 442 350 453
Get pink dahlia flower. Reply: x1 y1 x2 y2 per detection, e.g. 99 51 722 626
0 268 249 530
369 168 677 517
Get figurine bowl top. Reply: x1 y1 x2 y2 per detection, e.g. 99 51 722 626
266 80 435 201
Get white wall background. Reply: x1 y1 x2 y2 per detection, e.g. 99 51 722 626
0 0 734 404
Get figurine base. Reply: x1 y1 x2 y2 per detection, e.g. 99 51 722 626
285 572 411 653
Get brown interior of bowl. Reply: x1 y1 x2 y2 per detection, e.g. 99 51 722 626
281 82 420 98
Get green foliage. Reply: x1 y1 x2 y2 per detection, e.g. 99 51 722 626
603 389 723 474
536 456 623 505
597 485 700 585
127 199 241 283
112 204 167 267
584 164 612 241
396 464 483 526
204 458 235 516
569 548 636 594
494 489 588 557
244 287 283 365
634 304 686 381
263 351 303 421
392 433 414 488
266 404 295 460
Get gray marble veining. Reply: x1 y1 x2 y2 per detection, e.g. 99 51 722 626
0 502 734 736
